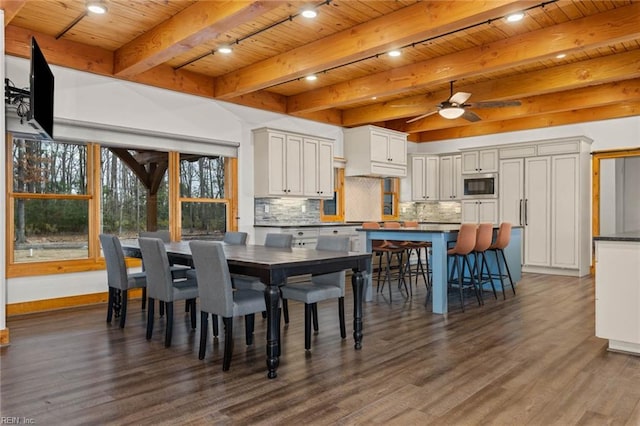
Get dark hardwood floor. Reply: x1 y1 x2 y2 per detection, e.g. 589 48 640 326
2 273 640 425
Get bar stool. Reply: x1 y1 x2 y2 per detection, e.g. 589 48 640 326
402 221 431 296
382 222 410 297
362 222 406 302
486 222 516 298
472 223 497 303
447 223 480 311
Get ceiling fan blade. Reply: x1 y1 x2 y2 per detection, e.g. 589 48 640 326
406 110 438 123
462 110 481 122
469 100 522 108
449 91 471 105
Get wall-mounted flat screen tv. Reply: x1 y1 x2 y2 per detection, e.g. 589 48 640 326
26 37 54 140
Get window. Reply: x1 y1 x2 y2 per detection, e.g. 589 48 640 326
178 154 235 240
321 168 344 222
10 138 92 265
381 177 399 220
6 134 238 277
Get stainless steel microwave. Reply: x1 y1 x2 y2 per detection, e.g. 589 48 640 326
463 173 498 198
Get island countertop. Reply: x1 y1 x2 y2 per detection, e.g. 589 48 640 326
593 231 640 242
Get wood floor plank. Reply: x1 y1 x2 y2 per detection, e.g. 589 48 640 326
2 273 640 425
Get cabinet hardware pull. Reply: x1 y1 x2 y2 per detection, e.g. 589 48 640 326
519 199 523 226
525 199 528 226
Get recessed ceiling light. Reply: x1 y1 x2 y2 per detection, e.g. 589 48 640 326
388 50 401 57
305 74 317 81
301 7 317 18
86 0 108 14
218 46 232 54
556 53 567 59
506 12 524 22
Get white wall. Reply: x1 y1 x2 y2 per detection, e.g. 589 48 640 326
3 54 640 305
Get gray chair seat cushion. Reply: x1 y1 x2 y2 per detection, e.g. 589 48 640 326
232 289 266 316
280 282 343 304
232 275 265 291
172 277 198 300
128 271 147 289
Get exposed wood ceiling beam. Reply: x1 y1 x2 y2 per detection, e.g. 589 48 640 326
114 1 283 78
215 0 533 99
0 0 27 27
288 3 640 115
343 49 640 126
392 79 640 134
416 101 640 142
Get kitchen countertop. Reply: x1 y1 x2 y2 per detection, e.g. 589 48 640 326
593 231 640 242
254 221 461 228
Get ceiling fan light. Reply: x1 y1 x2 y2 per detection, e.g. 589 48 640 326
86 1 108 14
439 107 465 119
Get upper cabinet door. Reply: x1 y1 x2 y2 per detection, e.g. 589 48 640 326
316 140 334 198
411 155 426 200
266 131 288 196
370 131 390 163
387 134 407 165
284 134 304 196
461 149 498 173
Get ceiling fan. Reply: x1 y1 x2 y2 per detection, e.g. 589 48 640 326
405 81 521 123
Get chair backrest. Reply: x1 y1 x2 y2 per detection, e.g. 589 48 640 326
189 241 234 317
404 221 419 228
362 222 380 229
311 235 350 289
223 231 248 245
265 233 293 248
383 221 401 228
99 234 129 291
492 222 512 249
139 230 171 243
451 223 477 255
138 237 175 302
474 223 494 252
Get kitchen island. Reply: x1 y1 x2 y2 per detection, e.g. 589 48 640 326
594 231 640 355
357 224 522 314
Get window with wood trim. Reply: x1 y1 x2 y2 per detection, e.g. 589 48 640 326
320 168 344 222
381 177 399 220
6 134 238 278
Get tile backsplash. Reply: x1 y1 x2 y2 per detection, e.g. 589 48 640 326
399 201 461 223
255 198 321 225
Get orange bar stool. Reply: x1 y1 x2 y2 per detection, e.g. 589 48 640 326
363 222 406 302
447 223 480 311
486 222 516 298
473 223 497 303
402 221 431 295
382 221 410 296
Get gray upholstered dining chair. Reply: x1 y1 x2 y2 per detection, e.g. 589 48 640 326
139 230 191 276
223 231 248 245
99 234 147 328
138 237 198 347
279 235 350 351
189 241 266 371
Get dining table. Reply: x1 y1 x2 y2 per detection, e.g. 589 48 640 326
122 240 371 379
357 224 522 314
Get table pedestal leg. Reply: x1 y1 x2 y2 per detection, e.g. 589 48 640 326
265 284 280 379
352 270 364 349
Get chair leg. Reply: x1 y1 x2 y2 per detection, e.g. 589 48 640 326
499 249 516 295
304 304 312 351
493 250 506 299
106 287 114 323
222 317 234 371
385 252 393 302
212 314 219 338
311 303 319 333
481 253 497 299
146 297 155 340
159 301 165 317
456 256 465 312
199 311 208 360
282 299 290 324
164 302 174 347
338 297 346 339
376 253 384 293
141 287 147 310
245 313 255 346
189 299 197 329
464 255 481 306
119 289 128 328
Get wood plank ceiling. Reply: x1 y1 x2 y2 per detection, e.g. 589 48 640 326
2 0 639 142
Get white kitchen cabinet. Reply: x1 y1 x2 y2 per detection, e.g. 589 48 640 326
411 155 439 201
253 128 333 199
595 238 640 355
461 199 498 224
344 125 407 177
461 149 498 174
439 154 462 200
303 137 334 199
498 136 592 276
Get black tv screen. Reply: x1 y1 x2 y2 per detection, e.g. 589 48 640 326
26 37 54 140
